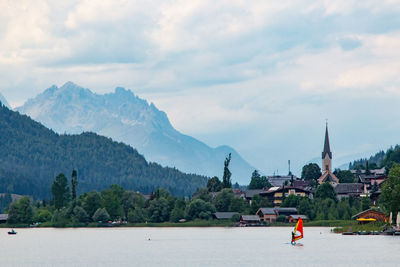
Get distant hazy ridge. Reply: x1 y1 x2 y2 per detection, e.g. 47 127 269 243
17 82 255 184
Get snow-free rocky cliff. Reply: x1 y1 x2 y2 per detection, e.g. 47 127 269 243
17 82 255 184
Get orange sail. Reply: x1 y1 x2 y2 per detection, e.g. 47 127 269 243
292 218 303 242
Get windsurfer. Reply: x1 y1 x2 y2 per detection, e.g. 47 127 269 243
291 231 295 244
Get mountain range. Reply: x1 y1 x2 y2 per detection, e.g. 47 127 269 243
0 92 9 108
17 82 255 184
0 104 207 198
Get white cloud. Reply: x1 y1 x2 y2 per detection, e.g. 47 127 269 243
2 0 400 174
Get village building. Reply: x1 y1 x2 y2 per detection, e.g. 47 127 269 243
244 189 266 204
267 175 299 187
352 209 387 223
256 207 299 222
288 214 308 223
212 212 239 220
239 215 261 226
0 214 8 224
256 208 277 222
317 123 339 185
259 186 312 207
334 183 364 200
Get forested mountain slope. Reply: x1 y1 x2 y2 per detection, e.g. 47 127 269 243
0 104 207 199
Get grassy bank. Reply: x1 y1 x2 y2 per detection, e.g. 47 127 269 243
332 222 385 233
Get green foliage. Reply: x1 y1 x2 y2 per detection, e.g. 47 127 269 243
231 214 240 222
349 150 385 170
301 163 321 186
36 207 53 222
248 170 271 189
334 169 355 183
222 153 232 188
52 173 70 209
380 164 400 214
214 189 234 212
71 170 78 201
7 197 34 224
185 199 215 220
92 208 110 222
169 207 185 222
121 191 145 218
51 207 70 227
207 176 222 192
193 188 212 202
281 195 302 208
148 197 170 222
315 182 337 202
102 185 124 220
276 215 286 222
81 191 102 218
361 197 371 211
127 208 146 223
0 105 207 199
73 206 89 223
249 195 272 214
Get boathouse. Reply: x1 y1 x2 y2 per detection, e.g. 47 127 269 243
352 209 387 223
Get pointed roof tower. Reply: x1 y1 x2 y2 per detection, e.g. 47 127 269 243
322 122 332 159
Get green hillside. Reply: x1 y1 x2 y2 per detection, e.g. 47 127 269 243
0 103 207 199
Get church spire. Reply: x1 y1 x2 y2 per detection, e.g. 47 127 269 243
321 121 332 173
322 122 332 159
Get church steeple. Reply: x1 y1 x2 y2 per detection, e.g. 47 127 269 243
322 122 332 159
322 122 332 173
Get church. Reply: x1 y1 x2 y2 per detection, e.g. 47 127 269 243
317 123 339 185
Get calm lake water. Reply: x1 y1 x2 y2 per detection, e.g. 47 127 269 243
1 227 399 266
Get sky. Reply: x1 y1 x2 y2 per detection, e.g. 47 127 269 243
1 0 400 176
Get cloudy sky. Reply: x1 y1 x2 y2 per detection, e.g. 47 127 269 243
1 0 400 175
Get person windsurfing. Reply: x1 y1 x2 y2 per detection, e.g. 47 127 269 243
291 217 304 245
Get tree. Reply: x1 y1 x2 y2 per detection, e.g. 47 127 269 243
281 195 302 208
185 199 215 220
170 206 185 222
249 195 272 214
51 173 70 209
380 164 400 215
92 208 110 222
214 188 234 211
102 185 124 220
127 208 146 223
361 197 371 211
207 176 222 192
365 161 371 175
81 191 102 218
148 198 170 222
371 180 379 193
335 169 355 183
222 153 232 188
73 206 89 223
248 170 271 189
315 182 337 202
121 191 145 218
193 188 212 202
301 163 322 186
7 197 34 224
71 170 78 202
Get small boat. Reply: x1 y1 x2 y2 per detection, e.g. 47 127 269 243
342 232 355 235
8 229 17 235
291 218 303 245
357 231 370 235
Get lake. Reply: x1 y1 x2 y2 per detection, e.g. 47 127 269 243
1 227 399 266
